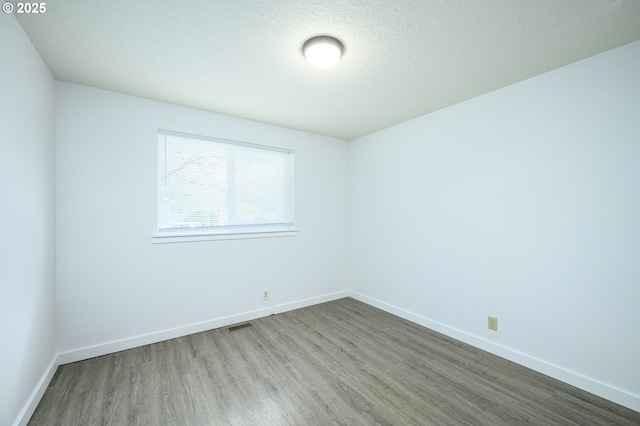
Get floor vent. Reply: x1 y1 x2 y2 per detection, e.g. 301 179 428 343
227 322 252 332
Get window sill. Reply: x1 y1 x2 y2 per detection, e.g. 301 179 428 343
152 229 298 244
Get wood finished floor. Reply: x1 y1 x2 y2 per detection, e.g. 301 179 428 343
29 298 639 425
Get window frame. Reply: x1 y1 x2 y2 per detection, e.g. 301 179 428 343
153 129 297 244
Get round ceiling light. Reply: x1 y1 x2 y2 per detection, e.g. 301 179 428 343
302 35 344 69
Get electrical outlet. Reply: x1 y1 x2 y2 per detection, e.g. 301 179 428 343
262 289 269 300
488 316 498 331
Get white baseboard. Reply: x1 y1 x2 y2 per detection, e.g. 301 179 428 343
348 290 640 413
275 290 349 315
57 290 350 366
57 306 273 365
14 355 59 426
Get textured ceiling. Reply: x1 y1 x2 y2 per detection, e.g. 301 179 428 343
15 0 640 140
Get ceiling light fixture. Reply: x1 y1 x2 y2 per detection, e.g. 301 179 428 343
302 35 344 69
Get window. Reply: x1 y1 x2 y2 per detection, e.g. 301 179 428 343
156 130 295 241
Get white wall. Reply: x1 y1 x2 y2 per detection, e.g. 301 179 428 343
56 82 349 357
0 14 57 426
349 40 640 411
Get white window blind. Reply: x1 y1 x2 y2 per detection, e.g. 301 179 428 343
158 130 294 235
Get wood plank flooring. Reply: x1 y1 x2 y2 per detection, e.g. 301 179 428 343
29 298 640 425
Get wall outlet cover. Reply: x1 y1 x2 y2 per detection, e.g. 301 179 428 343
488 316 498 331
